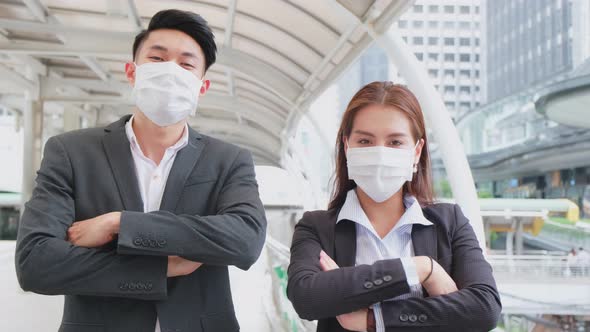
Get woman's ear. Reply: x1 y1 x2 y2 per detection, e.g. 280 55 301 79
414 138 424 165
342 136 349 153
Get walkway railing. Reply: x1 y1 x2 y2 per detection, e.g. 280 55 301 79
265 236 317 332
488 255 590 280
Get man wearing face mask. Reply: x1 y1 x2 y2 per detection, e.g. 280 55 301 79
15 9 267 332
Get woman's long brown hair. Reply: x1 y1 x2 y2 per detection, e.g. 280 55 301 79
328 81 434 210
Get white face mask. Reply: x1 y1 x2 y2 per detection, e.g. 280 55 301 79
346 142 418 203
131 61 203 127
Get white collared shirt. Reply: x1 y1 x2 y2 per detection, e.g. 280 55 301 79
124 115 189 213
336 189 433 332
124 115 189 332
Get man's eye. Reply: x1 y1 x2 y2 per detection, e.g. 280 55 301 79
149 56 163 61
182 63 195 68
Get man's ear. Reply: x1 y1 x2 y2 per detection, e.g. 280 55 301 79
125 62 136 86
200 79 211 96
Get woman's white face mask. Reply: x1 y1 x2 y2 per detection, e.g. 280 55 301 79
346 141 418 203
131 61 202 127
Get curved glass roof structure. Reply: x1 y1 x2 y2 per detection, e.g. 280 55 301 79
0 0 411 166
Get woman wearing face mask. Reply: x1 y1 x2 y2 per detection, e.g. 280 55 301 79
287 82 501 332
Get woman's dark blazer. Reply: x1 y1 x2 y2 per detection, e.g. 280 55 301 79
287 203 502 332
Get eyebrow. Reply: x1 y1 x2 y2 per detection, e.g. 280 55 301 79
149 45 199 59
149 45 168 52
352 130 409 138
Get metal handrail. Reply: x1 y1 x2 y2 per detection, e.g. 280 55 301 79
488 255 590 279
488 250 566 256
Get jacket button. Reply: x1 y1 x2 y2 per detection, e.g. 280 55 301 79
383 275 392 282
363 281 374 289
374 278 383 286
418 314 427 322
399 314 409 322
133 238 142 246
409 314 417 322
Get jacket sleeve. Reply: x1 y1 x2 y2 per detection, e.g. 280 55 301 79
287 212 412 320
116 149 267 271
15 136 168 300
379 205 502 331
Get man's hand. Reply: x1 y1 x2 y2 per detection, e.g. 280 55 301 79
319 250 368 331
167 256 203 277
67 212 121 247
413 256 458 296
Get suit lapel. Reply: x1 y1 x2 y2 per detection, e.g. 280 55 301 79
334 219 357 268
102 116 144 212
411 223 438 259
159 127 205 212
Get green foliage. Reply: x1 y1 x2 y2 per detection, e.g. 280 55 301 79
434 179 453 198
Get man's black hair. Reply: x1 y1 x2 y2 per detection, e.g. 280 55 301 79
132 9 217 71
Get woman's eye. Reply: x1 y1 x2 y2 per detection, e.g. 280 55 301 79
358 139 370 144
182 63 194 68
390 140 403 146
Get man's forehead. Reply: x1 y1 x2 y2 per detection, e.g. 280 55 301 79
148 44 199 59
142 29 203 55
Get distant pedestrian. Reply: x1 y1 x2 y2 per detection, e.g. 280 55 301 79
565 248 577 276
577 247 590 276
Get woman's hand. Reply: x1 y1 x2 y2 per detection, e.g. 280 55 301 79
413 256 458 296
319 250 368 331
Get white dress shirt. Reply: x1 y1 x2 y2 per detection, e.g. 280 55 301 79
336 189 433 332
124 115 189 332
125 116 189 213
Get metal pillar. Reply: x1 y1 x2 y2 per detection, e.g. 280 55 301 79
515 218 524 255
63 106 81 131
21 92 43 208
484 220 491 248
506 231 514 256
376 29 485 249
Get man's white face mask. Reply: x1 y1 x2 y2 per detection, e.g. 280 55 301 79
346 141 418 203
131 61 203 127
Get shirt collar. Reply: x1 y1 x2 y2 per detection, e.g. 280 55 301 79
125 115 189 153
337 189 433 237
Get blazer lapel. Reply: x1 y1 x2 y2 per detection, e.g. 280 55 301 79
159 127 205 212
334 219 357 268
411 223 438 259
102 115 144 212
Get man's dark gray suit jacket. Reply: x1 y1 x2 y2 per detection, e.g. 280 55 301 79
15 115 267 332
